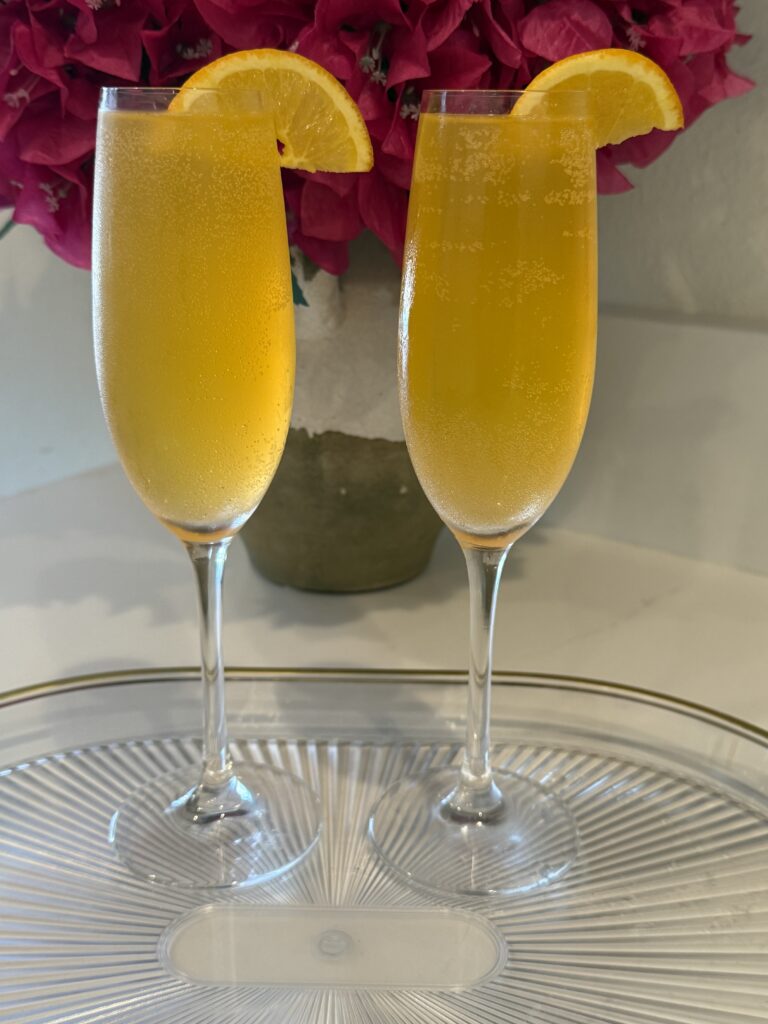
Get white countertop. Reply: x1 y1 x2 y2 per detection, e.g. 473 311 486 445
2 463 767 730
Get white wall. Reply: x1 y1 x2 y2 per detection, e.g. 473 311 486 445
598 0 768 325
0 227 112 497
547 312 768 575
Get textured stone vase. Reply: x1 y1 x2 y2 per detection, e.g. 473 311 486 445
240 236 442 592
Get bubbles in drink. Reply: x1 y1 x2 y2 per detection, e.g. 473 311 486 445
399 111 596 540
93 107 294 539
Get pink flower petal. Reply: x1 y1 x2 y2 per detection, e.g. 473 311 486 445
608 1 634 18
12 160 91 268
315 0 407 33
298 26 358 80
65 6 151 81
291 228 350 274
386 23 430 89
355 78 393 130
0 136 25 205
300 177 362 240
61 75 100 121
0 72 56 143
295 168 358 197
421 0 475 53
375 150 412 191
142 9 223 86
358 166 408 262
16 101 95 165
11 19 66 87
473 0 523 70
382 96 417 161
424 30 492 90
193 0 305 50
611 127 677 169
647 0 736 56
596 149 633 194
519 0 613 61
689 50 754 104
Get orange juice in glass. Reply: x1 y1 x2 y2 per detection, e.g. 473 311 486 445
93 87 318 889
370 89 596 897
94 102 294 541
400 101 596 543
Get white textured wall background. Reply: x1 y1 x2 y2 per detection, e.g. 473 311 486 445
0 229 108 497
598 0 767 324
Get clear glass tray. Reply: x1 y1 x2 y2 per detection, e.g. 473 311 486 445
0 668 766 1023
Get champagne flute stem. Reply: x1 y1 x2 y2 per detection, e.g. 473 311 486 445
181 538 254 824
446 543 511 821
188 538 232 784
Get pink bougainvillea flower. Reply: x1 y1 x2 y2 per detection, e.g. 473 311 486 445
12 156 91 267
645 0 738 57
425 30 493 90
385 23 430 90
314 0 408 34
691 50 754 104
0 0 755 274
0 135 25 206
596 149 633 194
420 0 474 55
0 71 56 142
65 4 152 81
519 0 614 63
142 7 225 86
193 0 310 51
10 17 66 91
358 164 408 257
291 227 350 275
381 94 417 161
16 99 94 165
300 177 362 241
297 24 359 81
473 1 522 73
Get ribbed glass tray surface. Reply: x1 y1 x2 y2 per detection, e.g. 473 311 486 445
0 668 766 1023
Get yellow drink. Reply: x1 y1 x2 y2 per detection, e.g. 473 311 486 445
400 109 596 542
93 106 294 542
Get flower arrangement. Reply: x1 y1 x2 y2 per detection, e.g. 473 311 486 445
0 0 753 274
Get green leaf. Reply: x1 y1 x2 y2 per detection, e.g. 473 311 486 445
0 218 15 242
291 267 308 307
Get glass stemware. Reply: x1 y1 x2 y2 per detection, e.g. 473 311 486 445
92 86 320 888
369 89 597 897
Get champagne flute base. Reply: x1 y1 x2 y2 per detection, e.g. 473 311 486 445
110 765 320 889
368 766 577 898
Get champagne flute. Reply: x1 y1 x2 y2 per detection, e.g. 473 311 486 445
93 86 320 888
369 89 596 897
